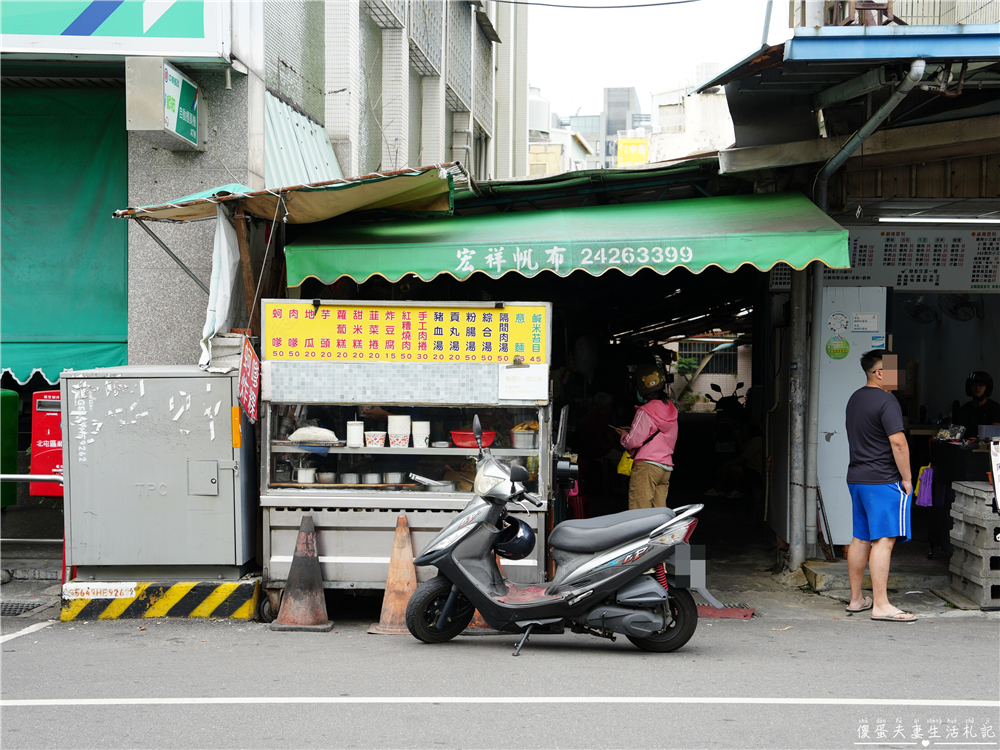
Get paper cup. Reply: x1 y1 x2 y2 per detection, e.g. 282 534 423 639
388 433 410 448
413 434 429 448
364 431 386 447
387 415 411 435
346 421 364 448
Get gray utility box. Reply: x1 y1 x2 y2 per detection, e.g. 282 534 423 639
61 366 256 581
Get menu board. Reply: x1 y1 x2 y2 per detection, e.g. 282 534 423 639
825 226 999 290
262 301 548 364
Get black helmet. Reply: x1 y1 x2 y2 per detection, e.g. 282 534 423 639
494 517 535 560
966 371 994 398
634 363 666 398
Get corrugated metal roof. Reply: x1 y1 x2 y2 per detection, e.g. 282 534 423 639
265 92 342 189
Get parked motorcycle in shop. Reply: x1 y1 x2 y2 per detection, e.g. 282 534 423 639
405 417 723 656
705 382 748 456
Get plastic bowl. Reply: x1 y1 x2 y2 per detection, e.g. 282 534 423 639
450 430 495 447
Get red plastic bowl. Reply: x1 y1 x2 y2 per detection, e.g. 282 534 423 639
450 430 495 447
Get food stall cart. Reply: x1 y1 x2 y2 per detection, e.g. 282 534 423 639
258 298 552 615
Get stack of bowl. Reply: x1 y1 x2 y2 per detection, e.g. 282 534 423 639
412 421 431 448
387 415 411 448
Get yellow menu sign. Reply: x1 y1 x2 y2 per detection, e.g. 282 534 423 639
263 301 548 365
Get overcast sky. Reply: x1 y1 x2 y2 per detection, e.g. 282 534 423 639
526 0 791 119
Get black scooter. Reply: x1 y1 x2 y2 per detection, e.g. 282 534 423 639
405 416 723 655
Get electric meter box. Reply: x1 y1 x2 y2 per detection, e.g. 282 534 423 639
60 366 256 580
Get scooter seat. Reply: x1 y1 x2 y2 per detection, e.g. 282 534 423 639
548 507 676 553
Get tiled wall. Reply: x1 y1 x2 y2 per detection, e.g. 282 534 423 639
266 361 537 406
264 0 326 122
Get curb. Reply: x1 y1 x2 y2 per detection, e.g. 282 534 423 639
60 579 260 621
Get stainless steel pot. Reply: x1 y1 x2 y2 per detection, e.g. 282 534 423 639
362 472 383 484
383 471 405 484
430 480 458 492
338 472 361 484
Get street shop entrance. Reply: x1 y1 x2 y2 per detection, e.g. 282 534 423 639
281 191 850 562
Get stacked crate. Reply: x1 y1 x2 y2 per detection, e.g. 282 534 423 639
948 481 1000 610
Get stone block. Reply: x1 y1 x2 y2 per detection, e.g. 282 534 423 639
949 515 1000 550
802 560 951 592
948 572 1000 610
949 543 1000 580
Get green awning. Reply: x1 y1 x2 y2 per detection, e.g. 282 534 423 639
285 191 849 287
2 89 128 384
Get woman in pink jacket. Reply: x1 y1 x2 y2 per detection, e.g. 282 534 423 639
615 364 679 510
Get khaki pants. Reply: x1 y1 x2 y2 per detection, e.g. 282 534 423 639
628 461 672 510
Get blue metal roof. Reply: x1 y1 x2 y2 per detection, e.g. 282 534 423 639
785 23 1000 62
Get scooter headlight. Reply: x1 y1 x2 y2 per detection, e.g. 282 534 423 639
474 472 505 496
427 523 477 552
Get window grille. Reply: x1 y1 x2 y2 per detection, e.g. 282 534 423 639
678 341 738 375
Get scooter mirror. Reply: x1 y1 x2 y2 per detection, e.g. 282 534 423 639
472 415 483 442
710 383 723 393
510 463 529 483
735 382 745 391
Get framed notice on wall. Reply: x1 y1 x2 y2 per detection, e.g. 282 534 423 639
261 300 549 365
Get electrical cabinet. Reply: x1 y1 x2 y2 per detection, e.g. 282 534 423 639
60 366 256 580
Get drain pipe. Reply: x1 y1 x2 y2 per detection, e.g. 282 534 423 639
797 58 925 567
814 59 925 210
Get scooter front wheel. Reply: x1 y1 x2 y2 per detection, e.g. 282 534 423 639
626 588 698 653
405 575 476 643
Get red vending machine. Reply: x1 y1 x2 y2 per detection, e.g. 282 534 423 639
30 390 63 497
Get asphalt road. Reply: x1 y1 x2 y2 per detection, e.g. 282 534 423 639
2 592 998 750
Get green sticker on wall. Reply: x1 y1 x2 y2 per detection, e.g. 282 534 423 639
826 336 850 360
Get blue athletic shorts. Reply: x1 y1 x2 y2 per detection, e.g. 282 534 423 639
848 482 912 542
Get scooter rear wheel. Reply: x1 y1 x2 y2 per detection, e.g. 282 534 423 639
405 575 476 643
626 588 698 653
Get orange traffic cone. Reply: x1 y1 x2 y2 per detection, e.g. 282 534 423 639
270 516 334 632
368 514 418 634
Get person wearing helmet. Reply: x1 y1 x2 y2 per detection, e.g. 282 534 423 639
614 364 679 510
953 371 1000 440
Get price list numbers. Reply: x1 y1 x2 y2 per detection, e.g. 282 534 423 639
929 235 957 267
881 233 899 267
897 236 914 266
850 237 875 267
970 231 999 288
948 238 966 268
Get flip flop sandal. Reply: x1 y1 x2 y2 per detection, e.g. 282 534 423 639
871 610 917 623
845 596 873 614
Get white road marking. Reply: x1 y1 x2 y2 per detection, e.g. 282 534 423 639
0 620 55 644
1 697 995 708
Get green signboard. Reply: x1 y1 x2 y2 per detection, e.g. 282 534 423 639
163 62 198 146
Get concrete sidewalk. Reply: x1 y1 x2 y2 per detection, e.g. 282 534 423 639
3 502 995 627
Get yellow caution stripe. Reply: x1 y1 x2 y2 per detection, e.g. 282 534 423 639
61 580 259 622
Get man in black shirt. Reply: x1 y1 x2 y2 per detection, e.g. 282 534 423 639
844 350 916 623
953 371 1000 440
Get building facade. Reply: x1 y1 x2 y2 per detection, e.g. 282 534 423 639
325 0 529 180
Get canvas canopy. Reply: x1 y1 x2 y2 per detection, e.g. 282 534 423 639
283 191 850 287
112 164 462 224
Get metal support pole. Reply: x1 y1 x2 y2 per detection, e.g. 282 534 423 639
135 219 210 295
805 262 824 557
788 269 808 571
